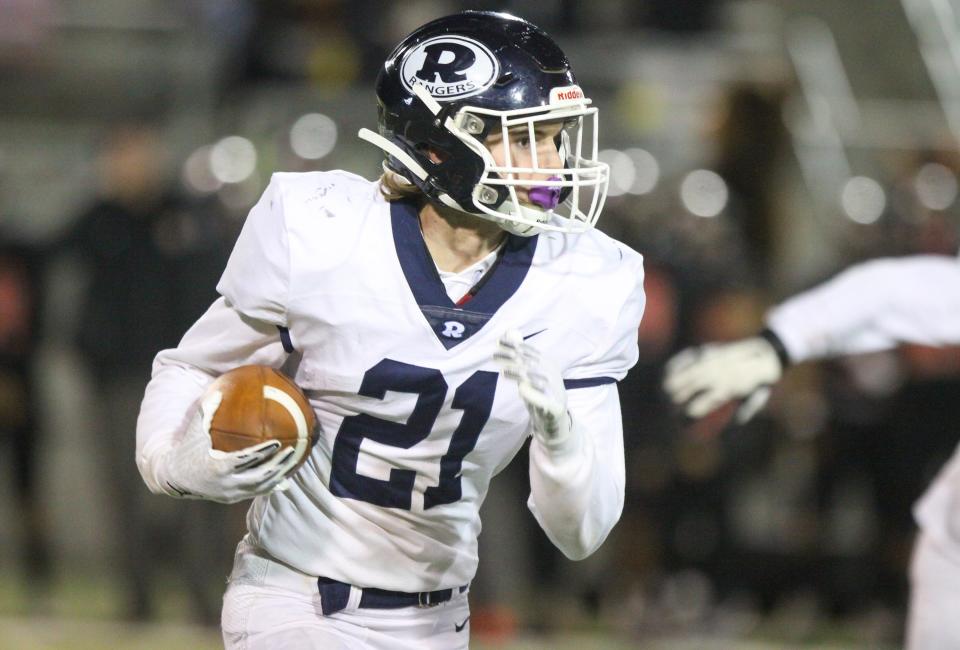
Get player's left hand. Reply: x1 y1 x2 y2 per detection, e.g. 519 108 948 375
495 329 571 447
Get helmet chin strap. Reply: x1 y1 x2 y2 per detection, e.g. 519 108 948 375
411 83 444 117
358 125 489 218
360 83 500 218
358 83 480 201
357 128 430 182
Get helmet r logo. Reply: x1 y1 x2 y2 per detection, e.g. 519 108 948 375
416 43 475 84
401 36 499 100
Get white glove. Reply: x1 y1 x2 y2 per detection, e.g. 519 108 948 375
495 330 571 449
159 390 299 504
663 336 784 424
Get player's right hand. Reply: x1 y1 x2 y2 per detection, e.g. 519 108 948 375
663 336 784 424
160 390 299 504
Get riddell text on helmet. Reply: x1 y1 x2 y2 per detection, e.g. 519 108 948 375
551 86 584 102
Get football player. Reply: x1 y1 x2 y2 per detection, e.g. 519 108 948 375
136 11 645 650
663 253 960 649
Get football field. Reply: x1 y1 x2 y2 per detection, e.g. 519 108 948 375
0 570 894 650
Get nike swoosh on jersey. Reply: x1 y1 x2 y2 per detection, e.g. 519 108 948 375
455 616 471 632
522 328 547 340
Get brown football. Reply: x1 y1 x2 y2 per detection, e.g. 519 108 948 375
207 365 318 469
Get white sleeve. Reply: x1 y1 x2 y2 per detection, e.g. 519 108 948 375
527 383 624 560
137 175 294 495
137 298 287 494
217 174 291 326
523 247 643 560
136 298 290 494
767 255 960 363
565 250 646 383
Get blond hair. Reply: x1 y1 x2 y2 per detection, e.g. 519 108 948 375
377 168 425 203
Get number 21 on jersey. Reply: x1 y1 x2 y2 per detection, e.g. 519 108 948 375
329 359 497 510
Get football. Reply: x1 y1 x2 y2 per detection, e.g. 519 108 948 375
207 365 318 469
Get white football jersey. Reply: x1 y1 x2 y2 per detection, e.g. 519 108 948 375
138 171 645 591
767 256 960 362
765 255 960 554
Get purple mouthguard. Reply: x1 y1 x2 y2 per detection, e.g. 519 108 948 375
527 176 562 210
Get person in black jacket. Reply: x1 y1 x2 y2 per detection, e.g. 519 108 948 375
64 123 234 622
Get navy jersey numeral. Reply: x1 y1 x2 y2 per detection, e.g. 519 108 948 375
424 370 497 509
329 360 497 510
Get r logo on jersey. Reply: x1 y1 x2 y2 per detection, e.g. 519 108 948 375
400 35 499 100
440 320 466 339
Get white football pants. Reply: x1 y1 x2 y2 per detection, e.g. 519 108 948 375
221 542 471 650
906 531 960 650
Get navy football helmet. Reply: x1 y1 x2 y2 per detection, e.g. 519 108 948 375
358 11 610 235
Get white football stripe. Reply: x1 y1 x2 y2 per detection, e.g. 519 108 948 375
262 385 309 463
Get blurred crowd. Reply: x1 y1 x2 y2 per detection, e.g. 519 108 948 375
1 121 244 623
1 0 959 647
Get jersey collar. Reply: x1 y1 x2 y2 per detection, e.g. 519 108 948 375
390 200 538 349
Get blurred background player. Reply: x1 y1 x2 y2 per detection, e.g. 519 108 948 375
135 11 643 650
663 253 960 649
